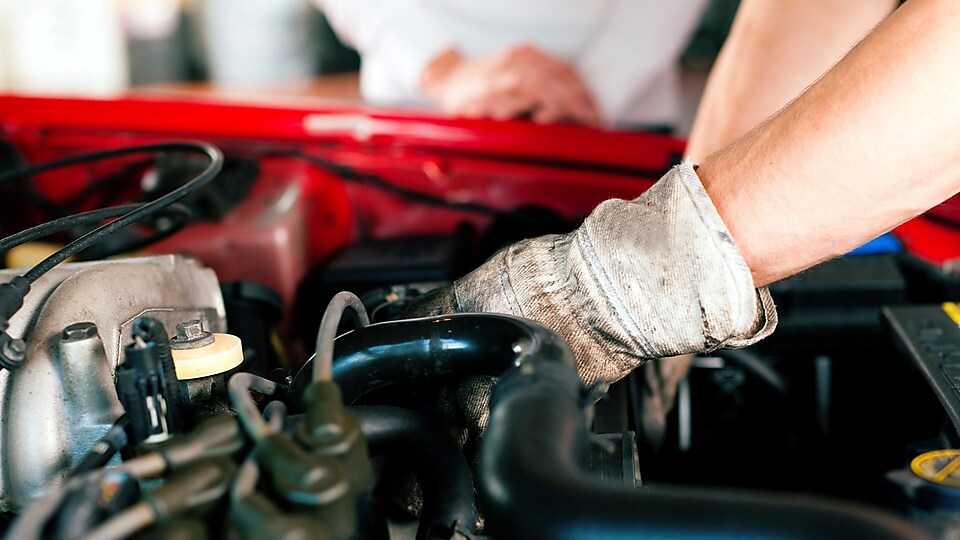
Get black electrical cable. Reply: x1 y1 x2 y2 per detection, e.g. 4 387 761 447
0 142 224 284
64 158 154 212
0 203 192 256
69 416 131 478
285 151 506 217
0 204 141 253
73 204 193 261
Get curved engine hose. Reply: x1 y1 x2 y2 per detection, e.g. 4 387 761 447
353 406 477 539
76 502 156 540
228 372 282 442
294 314 569 404
478 332 930 540
313 291 370 383
263 400 288 434
54 470 140 540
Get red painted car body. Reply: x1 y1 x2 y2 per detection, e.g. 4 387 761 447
0 94 957 313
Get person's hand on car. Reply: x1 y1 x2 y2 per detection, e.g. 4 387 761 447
421 45 600 124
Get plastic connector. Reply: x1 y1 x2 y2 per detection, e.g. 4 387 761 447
252 434 356 540
294 381 372 492
231 492 332 540
116 318 184 445
154 415 245 470
146 458 236 521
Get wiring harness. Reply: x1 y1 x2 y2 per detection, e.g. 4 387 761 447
0 142 223 370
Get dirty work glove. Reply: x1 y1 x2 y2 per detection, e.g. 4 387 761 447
408 160 778 448
412 160 777 376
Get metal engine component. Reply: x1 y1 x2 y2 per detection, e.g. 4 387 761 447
170 319 215 350
0 255 226 510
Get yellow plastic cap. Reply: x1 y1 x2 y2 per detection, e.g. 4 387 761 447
170 333 243 380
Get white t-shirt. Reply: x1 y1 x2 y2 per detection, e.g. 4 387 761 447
316 0 708 127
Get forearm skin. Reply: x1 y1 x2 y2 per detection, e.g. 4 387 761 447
686 0 897 160
699 0 960 286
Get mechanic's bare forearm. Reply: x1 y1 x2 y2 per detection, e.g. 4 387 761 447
686 0 897 160
698 0 960 287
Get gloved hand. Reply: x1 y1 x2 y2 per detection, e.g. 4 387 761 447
407 161 778 449
412 160 776 375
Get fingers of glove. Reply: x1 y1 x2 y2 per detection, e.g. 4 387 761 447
436 376 495 456
403 285 460 318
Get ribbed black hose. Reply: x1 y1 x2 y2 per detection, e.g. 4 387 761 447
478 326 930 540
353 406 477 539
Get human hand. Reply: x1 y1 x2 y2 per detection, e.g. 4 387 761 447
420 46 600 125
405 161 777 448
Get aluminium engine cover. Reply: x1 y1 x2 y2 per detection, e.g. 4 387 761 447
0 254 226 510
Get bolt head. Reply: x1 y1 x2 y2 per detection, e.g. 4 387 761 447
176 319 205 340
62 322 98 342
171 319 214 349
3 338 25 360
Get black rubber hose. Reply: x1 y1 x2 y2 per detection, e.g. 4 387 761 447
295 314 564 404
353 405 477 539
478 328 930 540
302 313 926 538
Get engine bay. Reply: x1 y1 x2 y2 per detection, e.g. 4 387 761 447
0 96 957 539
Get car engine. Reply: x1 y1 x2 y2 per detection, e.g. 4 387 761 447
0 97 956 539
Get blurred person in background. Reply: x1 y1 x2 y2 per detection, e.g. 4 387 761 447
314 0 709 129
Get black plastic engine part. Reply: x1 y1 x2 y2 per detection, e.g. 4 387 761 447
765 254 907 351
477 319 929 540
142 155 258 222
220 281 284 378
884 304 960 438
116 317 184 445
291 314 551 404
353 405 477 539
